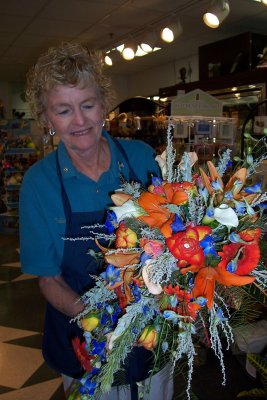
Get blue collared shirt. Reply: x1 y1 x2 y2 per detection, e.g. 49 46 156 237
19 131 161 276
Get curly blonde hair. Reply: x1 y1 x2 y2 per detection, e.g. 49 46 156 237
26 42 115 126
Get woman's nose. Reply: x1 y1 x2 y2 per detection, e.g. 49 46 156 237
72 109 86 126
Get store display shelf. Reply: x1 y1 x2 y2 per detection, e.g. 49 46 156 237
6 184 21 191
6 202 19 209
4 148 37 154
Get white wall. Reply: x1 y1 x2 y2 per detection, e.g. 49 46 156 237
128 54 199 99
109 54 199 105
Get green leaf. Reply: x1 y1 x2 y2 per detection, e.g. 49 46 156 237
237 388 265 398
247 353 267 376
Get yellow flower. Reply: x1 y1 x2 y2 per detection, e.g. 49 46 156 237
138 325 158 350
80 312 100 332
115 222 138 248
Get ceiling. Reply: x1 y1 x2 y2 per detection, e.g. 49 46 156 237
0 0 267 88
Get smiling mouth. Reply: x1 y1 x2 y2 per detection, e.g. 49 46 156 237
70 128 90 136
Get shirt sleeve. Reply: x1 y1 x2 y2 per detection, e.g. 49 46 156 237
19 170 62 277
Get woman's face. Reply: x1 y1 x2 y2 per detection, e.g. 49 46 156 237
43 83 105 153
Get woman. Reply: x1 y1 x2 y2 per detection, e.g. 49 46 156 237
19 42 174 399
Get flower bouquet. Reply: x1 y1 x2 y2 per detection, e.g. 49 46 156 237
69 119 267 399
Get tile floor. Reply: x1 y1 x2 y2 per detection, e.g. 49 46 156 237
0 233 262 400
0 234 65 400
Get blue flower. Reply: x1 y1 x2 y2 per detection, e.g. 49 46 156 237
91 339 106 360
142 305 150 315
170 214 185 234
244 199 255 216
198 186 209 203
195 297 208 307
229 232 241 243
211 179 223 192
162 310 179 324
258 202 267 210
215 308 228 322
206 206 214 217
151 176 163 187
243 180 262 194
200 235 218 257
105 304 114 315
226 259 238 273
132 283 141 302
169 295 178 308
79 378 97 395
140 251 152 265
100 264 121 286
233 200 246 215
105 211 118 234
224 191 233 201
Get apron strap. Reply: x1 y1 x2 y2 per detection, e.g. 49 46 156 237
56 149 73 227
112 137 140 182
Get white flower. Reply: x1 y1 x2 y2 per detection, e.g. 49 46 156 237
105 332 118 351
110 200 144 223
214 204 239 227
142 261 163 295
155 150 167 179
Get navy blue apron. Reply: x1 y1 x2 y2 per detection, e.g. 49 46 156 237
42 140 153 398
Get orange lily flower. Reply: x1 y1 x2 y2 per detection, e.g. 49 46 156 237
137 182 194 238
96 239 140 305
199 162 256 205
192 265 255 309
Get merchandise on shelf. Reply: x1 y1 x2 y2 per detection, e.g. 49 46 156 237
0 119 40 233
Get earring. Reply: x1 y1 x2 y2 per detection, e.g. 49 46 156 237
49 128 55 136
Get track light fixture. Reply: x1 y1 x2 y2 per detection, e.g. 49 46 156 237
160 19 183 43
104 49 121 66
140 30 159 53
203 0 230 28
122 40 137 60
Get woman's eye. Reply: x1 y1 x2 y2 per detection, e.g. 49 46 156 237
83 104 93 109
57 109 69 115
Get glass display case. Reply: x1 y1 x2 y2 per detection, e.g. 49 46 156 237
208 83 266 157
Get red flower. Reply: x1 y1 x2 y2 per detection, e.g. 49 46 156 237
166 226 211 266
218 242 260 275
72 337 95 372
163 284 201 320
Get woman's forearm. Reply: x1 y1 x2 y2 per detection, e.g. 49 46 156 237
38 275 84 317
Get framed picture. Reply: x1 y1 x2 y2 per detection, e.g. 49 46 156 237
195 121 212 136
